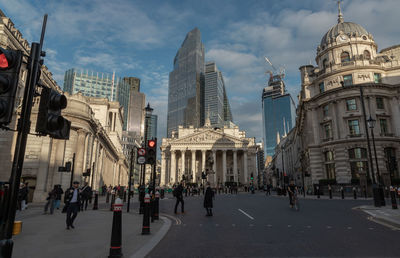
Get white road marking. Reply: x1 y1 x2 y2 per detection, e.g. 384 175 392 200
199 224 202 227
347 227 352 229
215 224 219 227
306 226 311 228
238 209 255 220
249 224 254 227
232 224 236 227
326 226 332 229
267 224 272 227
287 225 292 228
368 227 374 230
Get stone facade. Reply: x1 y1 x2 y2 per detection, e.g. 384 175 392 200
269 9 400 191
0 10 128 202
160 122 258 187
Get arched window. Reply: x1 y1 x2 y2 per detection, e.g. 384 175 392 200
323 59 328 69
364 50 371 60
341 52 350 63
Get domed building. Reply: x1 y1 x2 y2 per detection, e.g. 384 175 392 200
270 4 400 194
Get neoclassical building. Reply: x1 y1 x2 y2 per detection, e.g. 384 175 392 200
160 120 258 187
0 10 129 202
268 6 400 190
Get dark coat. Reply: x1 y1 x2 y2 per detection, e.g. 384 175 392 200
175 184 184 198
64 187 81 204
203 187 214 208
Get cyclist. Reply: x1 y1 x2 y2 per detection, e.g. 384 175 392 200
287 180 298 208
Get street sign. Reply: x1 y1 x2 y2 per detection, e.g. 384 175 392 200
138 148 146 156
137 156 146 164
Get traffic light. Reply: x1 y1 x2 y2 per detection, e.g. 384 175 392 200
0 47 23 125
146 138 157 165
35 86 71 139
250 173 254 180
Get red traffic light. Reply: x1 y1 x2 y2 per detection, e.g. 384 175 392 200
0 53 8 69
148 140 156 148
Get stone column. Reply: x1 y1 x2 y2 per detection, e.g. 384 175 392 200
233 150 238 183
33 137 53 202
171 150 176 184
243 150 248 183
74 129 87 183
181 150 186 179
222 150 227 185
201 150 206 174
191 150 196 183
161 151 167 185
212 150 217 185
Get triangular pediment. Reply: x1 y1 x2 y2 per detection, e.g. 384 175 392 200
171 129 248 146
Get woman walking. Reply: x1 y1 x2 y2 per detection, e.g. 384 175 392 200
204 183 214 216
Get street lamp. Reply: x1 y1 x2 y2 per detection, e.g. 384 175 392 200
367 116 382 185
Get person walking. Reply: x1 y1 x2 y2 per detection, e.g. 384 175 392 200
44 186 57 214
287 180 297 208
80 182 92 211
174 182 184 214
204 183 214 216
54 185 64 210
17 183 28 211
65 181 81 230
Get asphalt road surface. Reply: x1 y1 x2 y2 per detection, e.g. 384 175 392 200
148 192 400 257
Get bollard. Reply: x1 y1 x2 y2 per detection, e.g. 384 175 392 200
139 187 145 214
150 197 155 223
329 187 332 199
123 191 126 203
93 192 99 210
317 186 320 199
154 191 160 220
142 193 151 235
390 187 398 209
108 198 123 258
110 194 116 211
106 191 110 203
353 187 357 200
341 187 344 199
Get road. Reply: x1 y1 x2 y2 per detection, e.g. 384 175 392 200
149 192 400 257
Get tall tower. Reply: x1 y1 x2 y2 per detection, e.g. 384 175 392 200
167 28 205 137
204 62 232 127
123 77 145 137
262 73 296 157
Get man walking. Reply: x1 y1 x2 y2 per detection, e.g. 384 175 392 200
204 183 214 216
80 182 92 211
44 185 57 214
65 181 81 230
174 182 184 214
54 185 64 210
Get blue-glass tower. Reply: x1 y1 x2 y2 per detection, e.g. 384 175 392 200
262 74 296 157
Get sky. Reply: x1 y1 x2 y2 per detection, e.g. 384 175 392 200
1 0 400 143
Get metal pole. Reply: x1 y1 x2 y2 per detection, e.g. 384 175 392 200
370 128 381 185
359 85 375 184
90 161 95 188
69 153 76 188
127 148 134 213
0 14 47 255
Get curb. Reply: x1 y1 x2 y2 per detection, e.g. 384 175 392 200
130 216 172 258
357 207 400 230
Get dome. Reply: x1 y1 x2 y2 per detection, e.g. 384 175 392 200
320 21 369 47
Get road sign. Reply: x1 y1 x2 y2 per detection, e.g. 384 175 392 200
137 156 146 164
138 148 146 156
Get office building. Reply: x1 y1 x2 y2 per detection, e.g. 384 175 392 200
63 68 131 130
262 74 296 157
167 27 205 137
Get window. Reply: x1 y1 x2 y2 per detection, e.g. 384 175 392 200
349 148 367 159
319 82 325 93
324 123 332 139
348 119 360 136
384 147 398 178
374 73 382 83
376 97 384 109
346 99 357 111
323 59 328 69
379 119 388 134
343 74 353 86
323 104 329 117
341 52 350 62
364 50 371 60
324 151 335 179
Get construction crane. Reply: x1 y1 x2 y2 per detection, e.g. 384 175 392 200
264 56 285 79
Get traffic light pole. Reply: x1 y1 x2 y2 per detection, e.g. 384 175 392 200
69 153 75 188
0 16 47 258
127 148 134 213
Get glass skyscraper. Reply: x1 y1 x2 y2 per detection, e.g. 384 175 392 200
63 68 131 130
262 74 296 157
167 28 205 137
204 62 233 127
148 114 158 140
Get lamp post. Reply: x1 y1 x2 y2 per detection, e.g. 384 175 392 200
144 103 153 190
367 115 385 206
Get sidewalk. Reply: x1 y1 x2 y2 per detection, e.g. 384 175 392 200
357 204 400 230
13 199 170 258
